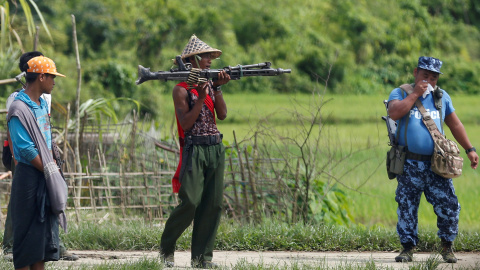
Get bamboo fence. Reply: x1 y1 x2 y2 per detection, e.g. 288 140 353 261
0 112 293 226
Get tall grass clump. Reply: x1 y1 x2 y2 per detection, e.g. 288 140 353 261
62 218 190 251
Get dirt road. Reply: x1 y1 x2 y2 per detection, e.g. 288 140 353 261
50 250 480 269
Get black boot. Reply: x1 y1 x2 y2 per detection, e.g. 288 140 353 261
160 250 174 268
440 239 457 263
395 242 415 262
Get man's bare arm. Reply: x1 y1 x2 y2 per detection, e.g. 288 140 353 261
445 112 479 169
173 83 207 131
30 155 44 172
388 82 428 120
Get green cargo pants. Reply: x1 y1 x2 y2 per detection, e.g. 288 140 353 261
160 143 225 263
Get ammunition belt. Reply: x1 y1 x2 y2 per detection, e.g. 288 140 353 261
187 68 208 85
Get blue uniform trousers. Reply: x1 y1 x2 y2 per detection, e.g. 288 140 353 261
396 159 460 246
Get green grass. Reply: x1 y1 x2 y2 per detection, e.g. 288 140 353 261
28 219 480 252
157 93 480 230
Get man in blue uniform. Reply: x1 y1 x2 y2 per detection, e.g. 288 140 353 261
387 56 478 263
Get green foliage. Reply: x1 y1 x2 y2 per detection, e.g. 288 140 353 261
0 0 52 51
310 181 353 226
232 5 289 49
2 0 480 117
76 98 119 124
421 0 480 26
84 61 137 99
0 47 20 89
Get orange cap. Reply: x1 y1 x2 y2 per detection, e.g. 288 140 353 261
26 56 66 77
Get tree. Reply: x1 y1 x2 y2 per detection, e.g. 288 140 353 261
0 0 52 52
0 0 53 96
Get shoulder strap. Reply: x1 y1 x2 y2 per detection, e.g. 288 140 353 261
414 99 444 142
399 83 414 95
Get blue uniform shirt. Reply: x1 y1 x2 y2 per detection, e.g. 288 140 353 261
388 87 455 155
8 90 52 165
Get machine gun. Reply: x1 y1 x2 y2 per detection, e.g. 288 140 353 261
136 55 291 85
382 100 397 146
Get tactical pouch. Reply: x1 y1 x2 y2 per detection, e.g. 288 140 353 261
431 134 463 178
386 145 406 179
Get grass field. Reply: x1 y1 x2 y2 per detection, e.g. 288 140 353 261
156 92 480 230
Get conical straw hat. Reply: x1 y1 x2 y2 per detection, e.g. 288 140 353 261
180 34 222 60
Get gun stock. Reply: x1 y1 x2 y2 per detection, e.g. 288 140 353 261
136 65 191 85
382 100 397 146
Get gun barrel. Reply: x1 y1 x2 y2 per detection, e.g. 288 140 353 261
221 68 291 80
229 62 271 70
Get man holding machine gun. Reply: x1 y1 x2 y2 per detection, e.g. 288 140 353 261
160 34 230 268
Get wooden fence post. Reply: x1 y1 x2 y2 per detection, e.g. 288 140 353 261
98 149 113 212
71 14 83 209
244 147 260 222
86 150 97 217
118 151 127 219
62 103 70 172
129 110 137 170
228 154 240 218
233 131 249 221
141 154 152 223
292 158 301 223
